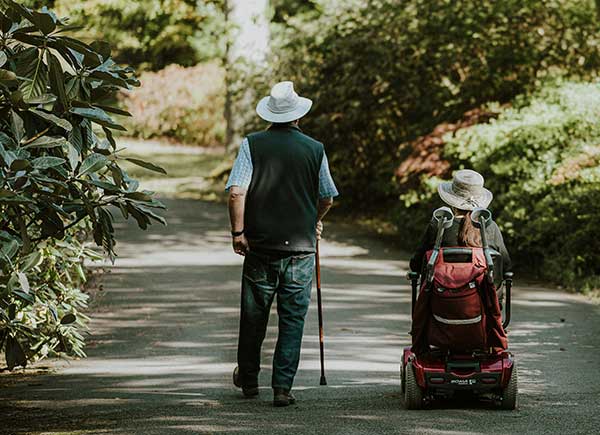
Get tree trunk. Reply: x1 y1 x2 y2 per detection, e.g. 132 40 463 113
223 0 270 152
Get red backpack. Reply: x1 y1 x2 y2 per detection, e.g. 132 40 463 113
411 247 508 354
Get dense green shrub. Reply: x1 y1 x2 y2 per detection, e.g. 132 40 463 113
400 81 600 289
0 1 166 369
120 62 226 146
252 0 600 205
36 0 227 71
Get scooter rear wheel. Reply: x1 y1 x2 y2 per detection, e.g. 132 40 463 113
404 362 424 410
500 364 518 410
400 362 406 394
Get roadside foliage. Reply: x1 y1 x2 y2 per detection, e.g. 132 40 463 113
249 0 600 288
120 62 226 146
442 82 600 290
0 0 166 369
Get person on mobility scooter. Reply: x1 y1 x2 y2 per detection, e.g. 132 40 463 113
402 169 517 410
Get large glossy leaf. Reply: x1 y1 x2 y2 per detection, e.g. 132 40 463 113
29 108 73 131
9 1 56 35
69 106 126 131
68 124 83 150
47 52 68 109
0 143 16 166
0 239 19 262
66 141 79 170
16 47 49 101
0 189 34 204
32 156 66 169
12 290 34 304
25 93 57 105
5 335 27 370
79 153 108 175
19 250 42 272
56 36 101 68
89 68 129 88
17 272 29 293
10 159 31 171
135 204 167 226
90 40 111 60
88 179 121 193
125 191 153 202
0 69 17 81
123 157 167 175
23 136 67 149
10 110 23 143
60 313 76 325
40 208 64 238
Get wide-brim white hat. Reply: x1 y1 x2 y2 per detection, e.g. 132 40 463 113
256 81 313 123
437 169 493 211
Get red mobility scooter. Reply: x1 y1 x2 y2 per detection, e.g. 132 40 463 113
401 207 517 410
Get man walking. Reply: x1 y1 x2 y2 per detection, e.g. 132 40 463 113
226 81 338 407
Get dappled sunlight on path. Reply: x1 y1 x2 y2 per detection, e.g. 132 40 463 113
2 199 600 435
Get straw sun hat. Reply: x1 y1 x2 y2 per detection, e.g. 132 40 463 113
437 169 493 211
256 81 313 123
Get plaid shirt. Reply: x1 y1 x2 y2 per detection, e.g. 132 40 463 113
225 137 339 199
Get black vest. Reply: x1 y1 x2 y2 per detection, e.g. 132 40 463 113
245 124 324 253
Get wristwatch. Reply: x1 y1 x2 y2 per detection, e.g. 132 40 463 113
231 229 244 237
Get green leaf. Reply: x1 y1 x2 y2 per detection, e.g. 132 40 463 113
0 143 16 167
16 47 49 101
88 179 121 192
96 104 132 117
23 136 66 149
0 239 19 263
0 190 33 204
47 52 68 109
68 125 83 150
29 9 57 35
60 313 76 325
12 290 34 304
126 191 153 202
31 156 66 170
123 158 167 175
11 110 24 143
17 272 29 293
10 1 56 35
66 141 79 170
29 108 73 132
0 51 7 68
40 209 64 238
55 36 101 68
10 159 31 171
136 205 167 226
25 93 57 105
89 67 129 88
90 40 111 60
5 335 27 370
20 251 42 272
0 69 17 81
69 106 126 131
79 153 108 175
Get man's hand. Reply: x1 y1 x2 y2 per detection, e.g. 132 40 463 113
232 234 249 256
316 220 324 240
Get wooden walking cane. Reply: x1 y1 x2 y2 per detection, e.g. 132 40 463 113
316 241 327 386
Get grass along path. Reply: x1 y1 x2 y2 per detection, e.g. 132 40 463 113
118 138 229 201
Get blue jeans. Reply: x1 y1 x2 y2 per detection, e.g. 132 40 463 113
237 250 314 390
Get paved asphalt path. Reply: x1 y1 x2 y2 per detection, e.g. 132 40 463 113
2 199 600 435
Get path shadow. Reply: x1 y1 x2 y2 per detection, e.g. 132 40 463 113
2 199 600 435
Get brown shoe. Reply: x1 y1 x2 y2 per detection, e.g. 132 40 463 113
233 366 259 397
273 388 296 407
